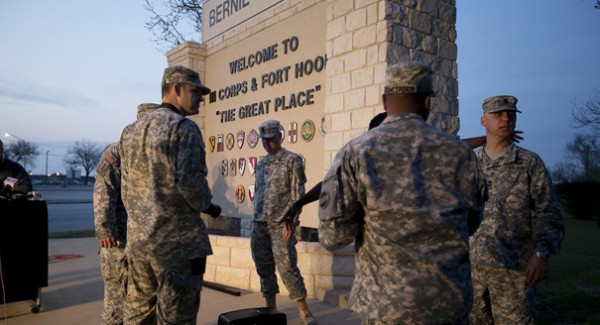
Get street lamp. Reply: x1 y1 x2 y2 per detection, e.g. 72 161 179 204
4 133 25 141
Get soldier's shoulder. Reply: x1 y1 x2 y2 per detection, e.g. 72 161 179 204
515 145 546 165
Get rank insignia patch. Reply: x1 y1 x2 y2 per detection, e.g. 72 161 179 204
208 136 216 153
288 122 298 144
247 129 259 148
226 133 235 150
221 159 228 176
217 134 224 152
238 158 246 176
236 131 245 149
229 159 237 176
248 157 257 176
236 184 245 203
301 120 315 142
247 184 255 202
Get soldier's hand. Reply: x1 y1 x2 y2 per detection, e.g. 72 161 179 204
278 203 301 225
204 203 222 218
99 236 118 248
524 254 548 284
282 218 300 240
512 130 524 143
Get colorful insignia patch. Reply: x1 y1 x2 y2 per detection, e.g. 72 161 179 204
221 159 228 176
236 184 245 203
226 133 235 150
217 134 224 152
208 136 216 153
247 184 255 203
236 131 245 149
288 122 298 143
229 159 237 176
238 158 246 176
248 157 257 176
247 129 259 148
301 120 315 142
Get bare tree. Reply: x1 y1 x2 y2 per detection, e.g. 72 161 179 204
553 133 600 182
64 140 102 185
551 161 580 184
3 139 40 172
572 88 600 135
144 0 203 52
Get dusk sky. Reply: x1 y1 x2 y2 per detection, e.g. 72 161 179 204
1 0 599 175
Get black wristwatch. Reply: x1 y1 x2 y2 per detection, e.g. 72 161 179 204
535 251 549 259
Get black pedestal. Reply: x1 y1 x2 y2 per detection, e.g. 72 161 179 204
0 199 48 313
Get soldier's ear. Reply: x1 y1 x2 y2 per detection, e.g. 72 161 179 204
382 94 389 112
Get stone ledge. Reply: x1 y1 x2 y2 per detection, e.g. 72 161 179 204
316 288 350 308
207 234 355 300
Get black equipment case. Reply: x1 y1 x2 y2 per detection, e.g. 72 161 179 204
218 307 286 325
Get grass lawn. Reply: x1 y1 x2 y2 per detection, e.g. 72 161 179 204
537 217 600 325
48 229 95 239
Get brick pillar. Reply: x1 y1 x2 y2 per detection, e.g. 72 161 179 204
323 0 458 170
166 41 209 131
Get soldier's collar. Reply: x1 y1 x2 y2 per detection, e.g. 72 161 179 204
159 103 181 115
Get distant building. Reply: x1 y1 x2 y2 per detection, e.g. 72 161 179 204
66 167 81 179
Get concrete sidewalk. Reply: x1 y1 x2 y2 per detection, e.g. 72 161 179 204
1 238 361 325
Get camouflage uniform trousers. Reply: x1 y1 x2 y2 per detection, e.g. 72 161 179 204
251 221 307 300
100 247 128 325
470 264 536 325
124 252 205 325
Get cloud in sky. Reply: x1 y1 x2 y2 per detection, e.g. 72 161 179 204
0 77 100 110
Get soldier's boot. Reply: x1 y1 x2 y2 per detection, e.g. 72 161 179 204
297 299 318 325
265 295 277 311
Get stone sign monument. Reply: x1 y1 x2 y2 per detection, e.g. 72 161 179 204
167 0 458 229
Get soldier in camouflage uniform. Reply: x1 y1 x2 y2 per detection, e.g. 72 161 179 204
469 95 565 324
252 119 317 325
119 66 214 325
93 103 158 325
318 61 487 325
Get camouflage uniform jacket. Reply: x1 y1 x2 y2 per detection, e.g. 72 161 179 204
119 106 213 260
318 113 487 324
93 142 127 244
471 144 564 270
254 148 306 223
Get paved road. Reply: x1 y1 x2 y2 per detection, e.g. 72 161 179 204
35 185 94 233
47 203 94 232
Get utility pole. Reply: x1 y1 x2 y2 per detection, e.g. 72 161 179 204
46 150 50 179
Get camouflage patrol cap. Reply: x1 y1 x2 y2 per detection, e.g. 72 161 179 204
384 61 434 95
136 103 159 119
482 95 522 113
162 65 211 95
258 120 283 139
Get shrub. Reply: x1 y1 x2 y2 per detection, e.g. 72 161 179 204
554 181 600 222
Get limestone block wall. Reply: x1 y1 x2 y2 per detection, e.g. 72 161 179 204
205 234 355 300
323 0 458 169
